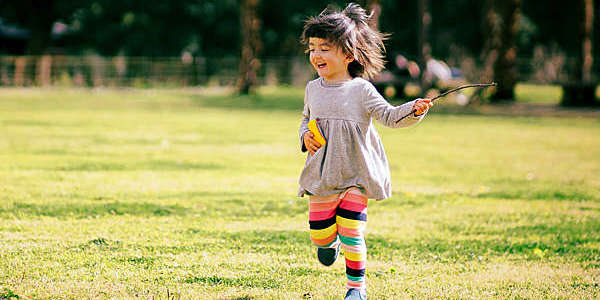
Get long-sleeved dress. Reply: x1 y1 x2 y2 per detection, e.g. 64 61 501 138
298 77 426 200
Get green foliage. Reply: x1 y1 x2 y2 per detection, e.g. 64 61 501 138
2 0 598 64
0 87 598 299
521 0 600 56
67 0 204 56
0 288 19 299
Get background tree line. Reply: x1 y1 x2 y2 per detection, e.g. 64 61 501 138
0 0 597 104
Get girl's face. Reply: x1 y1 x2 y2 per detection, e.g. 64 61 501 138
308 37 354 82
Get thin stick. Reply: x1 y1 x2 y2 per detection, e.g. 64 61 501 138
395 82 497 123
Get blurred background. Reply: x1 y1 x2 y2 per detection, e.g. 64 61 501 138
0 2 599 298
0 0 598 106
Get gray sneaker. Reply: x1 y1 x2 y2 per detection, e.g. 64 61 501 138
316 243 340 266
344 288 367 300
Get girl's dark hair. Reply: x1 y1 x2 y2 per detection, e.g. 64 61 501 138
300 3 387 79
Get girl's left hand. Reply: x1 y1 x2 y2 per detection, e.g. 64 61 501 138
413 98 433 116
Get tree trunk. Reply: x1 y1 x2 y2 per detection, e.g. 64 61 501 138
561 0 597 106
237 0 262 95
36 55 52 86
417 0 431 93
580 0 594 83
482 0 520 102
14 57 27 86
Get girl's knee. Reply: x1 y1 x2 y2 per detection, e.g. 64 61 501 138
310 230 339 247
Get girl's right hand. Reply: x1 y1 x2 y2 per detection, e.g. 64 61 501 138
303 131 322 155
413 98 433 115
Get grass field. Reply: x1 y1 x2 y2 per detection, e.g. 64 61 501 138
0 87 599 299
513 84 564 103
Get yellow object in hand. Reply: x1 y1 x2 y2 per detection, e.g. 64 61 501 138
307 118 327 146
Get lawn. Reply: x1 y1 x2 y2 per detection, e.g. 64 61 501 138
0 87 599 299
514 83 564 104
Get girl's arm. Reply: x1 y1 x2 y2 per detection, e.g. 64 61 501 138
299 107 310 152
363 82 427 128
299 85 310 152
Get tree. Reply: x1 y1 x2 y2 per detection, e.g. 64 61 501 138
417 0 431 92
67 0 201 56
237 0 262 94
482 0 520 102
561 0 597 106
0 0 86 54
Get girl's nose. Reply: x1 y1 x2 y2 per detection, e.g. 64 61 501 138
311 51 322 60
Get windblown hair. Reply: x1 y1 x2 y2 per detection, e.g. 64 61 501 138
300 3 387 79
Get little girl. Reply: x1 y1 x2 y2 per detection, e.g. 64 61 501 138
297 3 432 299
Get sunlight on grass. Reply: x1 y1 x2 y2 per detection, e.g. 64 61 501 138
514 83 563 104
0 87 598 299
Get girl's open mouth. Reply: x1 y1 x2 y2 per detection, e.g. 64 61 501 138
317 63 327 69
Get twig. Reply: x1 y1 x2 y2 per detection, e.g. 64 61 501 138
395 82 497 123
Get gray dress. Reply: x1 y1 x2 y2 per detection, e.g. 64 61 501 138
298 77 426 200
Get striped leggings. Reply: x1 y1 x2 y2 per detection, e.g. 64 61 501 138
309 187 368 290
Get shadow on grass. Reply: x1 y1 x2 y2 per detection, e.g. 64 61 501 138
187 85 600 120
368 216 600 263
2 119 58 127
183 275 280 289
153 191 307 219
467 178 599 202
119 255 156 269
475 189 598 202
0 201 188 218
385 180 598 204
52 160 224 171
144 229 310 256
187 88 304 112
380 190 598 212
170 225 599 263
182 228 309 246
0 191 307 219
169 225 600 264
0 288 20 299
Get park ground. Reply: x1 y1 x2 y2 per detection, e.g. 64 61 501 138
0 85 599 299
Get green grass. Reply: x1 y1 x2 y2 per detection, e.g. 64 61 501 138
514 83 600 104
514 83 564 104
0 87 599 299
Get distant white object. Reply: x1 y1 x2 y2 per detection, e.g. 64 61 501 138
52 22 69 36
455 93 468 106
425 59 452 83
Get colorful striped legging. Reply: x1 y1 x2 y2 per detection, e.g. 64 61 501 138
309 187 368 290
